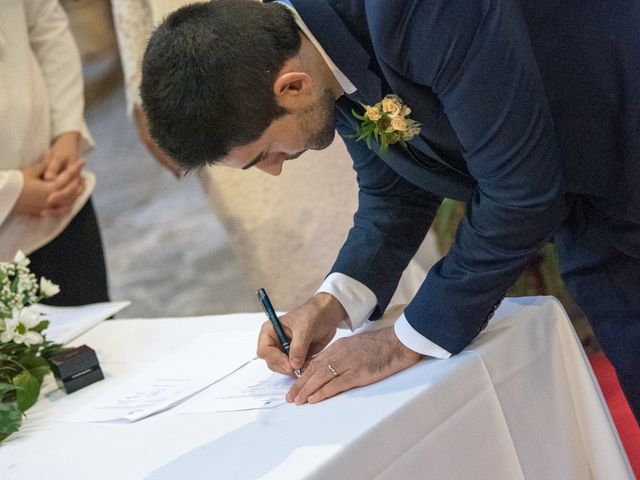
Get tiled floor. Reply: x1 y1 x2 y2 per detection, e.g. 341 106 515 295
83 58 255 319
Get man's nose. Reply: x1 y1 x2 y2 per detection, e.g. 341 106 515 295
256 155 284 176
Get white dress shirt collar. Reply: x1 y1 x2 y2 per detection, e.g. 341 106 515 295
276 1 356 95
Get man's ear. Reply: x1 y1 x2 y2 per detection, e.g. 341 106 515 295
273 71 313 107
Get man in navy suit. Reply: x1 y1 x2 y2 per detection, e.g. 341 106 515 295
140 0 640 422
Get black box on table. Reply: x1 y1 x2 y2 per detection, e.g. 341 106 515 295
49 345 104 394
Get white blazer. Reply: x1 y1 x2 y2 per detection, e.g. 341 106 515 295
0 0 95 261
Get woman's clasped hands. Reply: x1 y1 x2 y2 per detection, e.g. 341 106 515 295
12 132 86 218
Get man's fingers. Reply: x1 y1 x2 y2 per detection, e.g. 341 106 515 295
260 345 292 375
288 325 314 370
257 322 294 374
288 362 337 404
265 354 295 376
307 372 356 404
286 355 344 404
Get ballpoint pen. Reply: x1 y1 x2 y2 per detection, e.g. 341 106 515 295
257 288 302 377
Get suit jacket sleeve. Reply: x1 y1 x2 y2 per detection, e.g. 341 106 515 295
359 0 568 353
331 114 443 319
24 0 94 154
333 0 565 353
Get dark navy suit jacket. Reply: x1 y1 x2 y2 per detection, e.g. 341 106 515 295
289 0 640 353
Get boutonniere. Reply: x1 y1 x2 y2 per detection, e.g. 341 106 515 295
352 94 421 154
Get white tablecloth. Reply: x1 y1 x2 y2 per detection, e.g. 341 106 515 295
0 297 633 479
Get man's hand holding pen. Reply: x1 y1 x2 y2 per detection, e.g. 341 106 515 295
257 292 423 405
257 293 344 376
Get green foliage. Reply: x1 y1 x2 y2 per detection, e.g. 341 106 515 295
18 355 51 383
13 370 41 412
0 343 58 442
0 254 62 442
0 383 22 441
0 382 17 401
0 401 22 441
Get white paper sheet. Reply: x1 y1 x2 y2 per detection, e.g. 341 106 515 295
176 358 294 413
60 332 257 423
32 301 131 344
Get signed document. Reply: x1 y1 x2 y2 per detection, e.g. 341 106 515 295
176 358 294 413
61 332 257 423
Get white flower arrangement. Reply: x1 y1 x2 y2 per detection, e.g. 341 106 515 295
0 251 64 441
1 307 44 346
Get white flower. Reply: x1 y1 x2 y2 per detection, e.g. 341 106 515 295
39 277 60 298
13 250 30 267
0 307 43 346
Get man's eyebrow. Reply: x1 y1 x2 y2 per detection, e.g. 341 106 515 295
242 151 265 170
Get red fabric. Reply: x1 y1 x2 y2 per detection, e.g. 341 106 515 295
589 353 640 476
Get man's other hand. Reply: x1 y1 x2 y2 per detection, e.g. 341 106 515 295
286 326 422 405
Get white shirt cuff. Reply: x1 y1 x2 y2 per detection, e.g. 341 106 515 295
394 313 452 358
317 272 376 331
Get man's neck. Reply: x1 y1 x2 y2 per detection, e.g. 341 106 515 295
279 1 356 96
298 33 344 100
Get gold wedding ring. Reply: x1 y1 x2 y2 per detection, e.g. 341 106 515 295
327 363 339 377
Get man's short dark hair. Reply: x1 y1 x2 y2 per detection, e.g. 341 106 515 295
140 0 301 170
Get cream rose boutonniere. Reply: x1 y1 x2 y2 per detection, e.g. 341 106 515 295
352 94 420 153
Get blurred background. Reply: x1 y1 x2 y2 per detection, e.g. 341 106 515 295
62 0 256 318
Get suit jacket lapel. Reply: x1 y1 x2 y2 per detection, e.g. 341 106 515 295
292 0 474 192
335 97 476 201
293 0 459 166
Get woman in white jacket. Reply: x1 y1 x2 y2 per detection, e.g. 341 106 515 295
0 0 109 305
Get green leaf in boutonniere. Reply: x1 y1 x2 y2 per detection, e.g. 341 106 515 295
352 94 421 155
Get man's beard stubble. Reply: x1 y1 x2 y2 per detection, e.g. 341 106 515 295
301 88 337 151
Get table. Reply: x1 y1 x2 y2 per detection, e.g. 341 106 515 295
0 297 633 479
